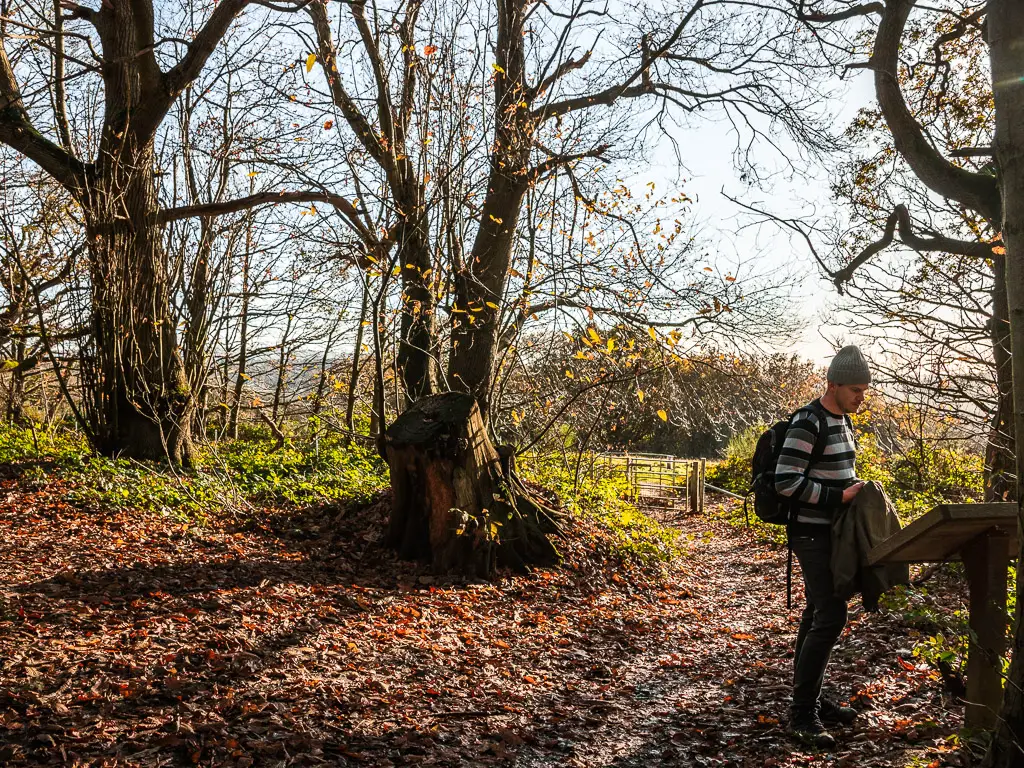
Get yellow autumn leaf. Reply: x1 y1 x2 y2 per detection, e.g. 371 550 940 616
637 390 644 403
485 301 499 309
606 338 615 352
305 53 316 72
565 369 574 379
588 328 601 344
647 327 657 341
657 409 668 422
247 171 260 177
492 63 505 73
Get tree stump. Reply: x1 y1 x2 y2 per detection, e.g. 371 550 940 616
385 392 562 577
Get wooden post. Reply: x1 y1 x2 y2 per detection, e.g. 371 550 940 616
961 529 1011 729
688 460 698 514
699 458 706 515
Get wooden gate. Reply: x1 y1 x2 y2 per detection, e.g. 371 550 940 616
594 453 707 514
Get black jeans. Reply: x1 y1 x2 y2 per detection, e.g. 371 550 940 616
791 532 848 709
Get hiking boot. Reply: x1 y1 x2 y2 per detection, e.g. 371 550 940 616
818 697 857 726
789 706 837 749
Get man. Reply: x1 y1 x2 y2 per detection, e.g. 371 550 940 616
775 344 870 748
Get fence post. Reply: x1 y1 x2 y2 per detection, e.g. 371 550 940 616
699 458 706 515
688 460 698 514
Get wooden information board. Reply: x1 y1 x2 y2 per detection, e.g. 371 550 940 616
867 502 1018 729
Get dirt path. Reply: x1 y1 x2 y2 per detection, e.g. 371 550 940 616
520 505 964 767
0 484 965 767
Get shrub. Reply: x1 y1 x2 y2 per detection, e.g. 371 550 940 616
706 423 763 495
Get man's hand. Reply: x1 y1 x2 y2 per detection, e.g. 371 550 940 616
842 481 866 504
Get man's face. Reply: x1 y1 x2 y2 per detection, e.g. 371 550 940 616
833 383 868 414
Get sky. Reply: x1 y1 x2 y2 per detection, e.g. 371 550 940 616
628 70 881 367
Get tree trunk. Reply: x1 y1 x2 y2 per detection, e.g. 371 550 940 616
346 284 369 437
313 312 340 417
271 313 293 424
983 2 1024 764
986 257 1016 503
6 338 26 425
396 220 437 406
447 0 531 424
448 178 527 423
84 142 194 465
385 392 561 576
181 222 215 434
229 234 251 439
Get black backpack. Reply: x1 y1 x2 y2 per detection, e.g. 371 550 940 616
746 401 829 526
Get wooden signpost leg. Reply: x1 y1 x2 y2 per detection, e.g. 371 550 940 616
961 530 1010 729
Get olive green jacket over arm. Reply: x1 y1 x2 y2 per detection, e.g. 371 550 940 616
831 481 910 611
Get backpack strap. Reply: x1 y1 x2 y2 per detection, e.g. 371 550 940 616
804 399 832 468
787 540 793 610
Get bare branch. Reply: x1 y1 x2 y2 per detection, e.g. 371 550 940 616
162 0 252 110
159 190 379 251
307 0 388 167
950 146 995 158
796 0 883 23
871 0 999 221
833 204 1000 292
0 44 87 195
52 0 74 154
532 46 594 98
533 0 705 123
351 0 396 152
529 142 610 180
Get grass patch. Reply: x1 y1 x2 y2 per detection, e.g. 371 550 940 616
519 452 683 565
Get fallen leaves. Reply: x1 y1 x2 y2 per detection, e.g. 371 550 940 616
0 484 968 767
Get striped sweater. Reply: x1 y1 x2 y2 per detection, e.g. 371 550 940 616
774 399 857 532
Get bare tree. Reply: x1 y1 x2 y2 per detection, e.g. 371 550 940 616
0 0 371 463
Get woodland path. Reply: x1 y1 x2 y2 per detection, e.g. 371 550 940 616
0 479 965 767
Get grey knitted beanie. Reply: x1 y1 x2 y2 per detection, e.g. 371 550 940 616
827 345 871 385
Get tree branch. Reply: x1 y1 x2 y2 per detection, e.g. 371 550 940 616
871 0 999 221
161 0 252 116
159 190 379 250
351 0 396 152
532 0 705 123
529 142 610 180
532 48 593 99
796 0 883 23
833 204 1000 292
307 0 389 168
0 44 87 195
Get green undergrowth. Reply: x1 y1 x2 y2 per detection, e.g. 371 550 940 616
706 424 984 524
880 564 1016 692
3 424 388 522
708 496 787 545
518 452 683 566
1 425 679 568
